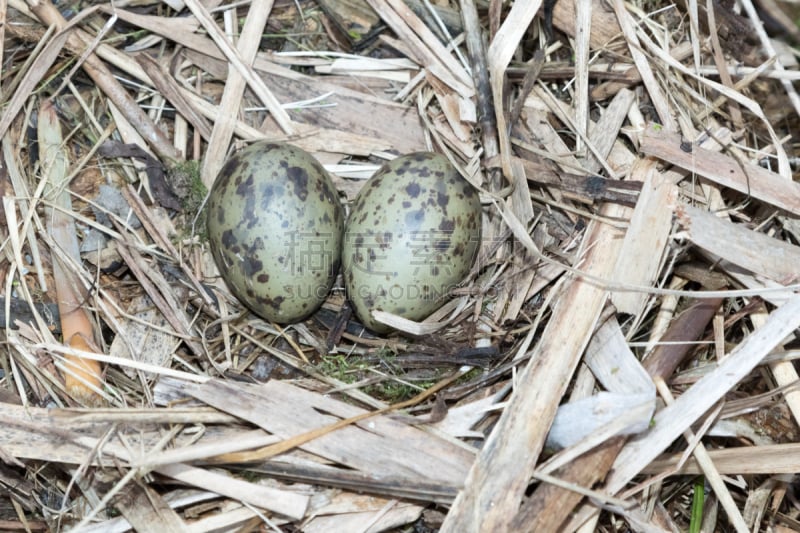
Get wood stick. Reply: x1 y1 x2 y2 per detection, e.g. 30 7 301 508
510 437 626 532
182 0 294 136
645 442 800 475
459 0 498 163
200 0 274 188
642 298 723 380
604 294 800 494
441 203 629 531
642 125 800 214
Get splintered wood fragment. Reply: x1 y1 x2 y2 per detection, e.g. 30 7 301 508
486 0 543 179
552 0 622 49
441 205 628 531
365 0 472 91
0 402 274 465
604 294 800 495
136 54 213 142
573 0 591 150
511 437 626 532
187 379 473 488
611 159 678 315
460 0 499 162
304 494 423 533
641 125 800 215
500 158 537 323
518 159 641 205
545 391 655 450
585 87 636 174
249 461 459 504
182 0 294 135
137 430 280 467
644 442 800 475
4 139 47 292
113 483 189 533
0 404 308 519
611 0 676 131
673 262 729 290
0 403 132 465
676 205 800 284
255 72 425 154
642 297 723 380
585 316 655 395
155 463 308 520
201 0 273 188
508 51 544 129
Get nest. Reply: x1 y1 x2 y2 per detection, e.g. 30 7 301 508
1 0 799 530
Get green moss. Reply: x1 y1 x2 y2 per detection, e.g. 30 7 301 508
317 354 367 383
167 159 208 239
169 160 205 211
365 381 419 403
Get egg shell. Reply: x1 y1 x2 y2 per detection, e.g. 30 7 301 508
207 141 344 323
343 152 481 332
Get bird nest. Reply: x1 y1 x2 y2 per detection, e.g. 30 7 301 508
1 0 799 531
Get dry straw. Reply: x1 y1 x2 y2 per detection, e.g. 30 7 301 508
0 0 799 531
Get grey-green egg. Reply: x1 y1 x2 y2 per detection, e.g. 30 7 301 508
207 141 344 323
343 152 481 333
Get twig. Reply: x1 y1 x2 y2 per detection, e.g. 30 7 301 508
24 0 180 161
604 294 800 494
183 0 294 136
459 0 498 163
200 0 275 188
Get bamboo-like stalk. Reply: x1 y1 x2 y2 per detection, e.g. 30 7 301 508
39 99 103 405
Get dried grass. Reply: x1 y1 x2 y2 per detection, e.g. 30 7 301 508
0 0 799 531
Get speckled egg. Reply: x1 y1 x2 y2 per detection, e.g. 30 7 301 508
342 152 482 332
207 141 344 323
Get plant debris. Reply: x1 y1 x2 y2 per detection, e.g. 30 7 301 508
1 0 799 531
